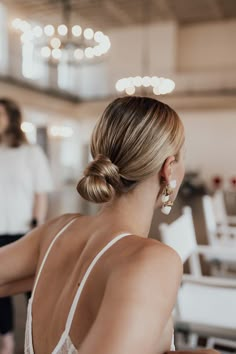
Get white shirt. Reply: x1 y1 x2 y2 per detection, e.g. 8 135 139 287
0 144 53 235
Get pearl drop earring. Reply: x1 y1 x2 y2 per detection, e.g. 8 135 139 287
161 179 177 215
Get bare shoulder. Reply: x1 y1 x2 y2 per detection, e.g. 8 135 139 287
143 238 183 276
110 235 183 299
121 235 183 277
44 212 81 229
39 212 82 247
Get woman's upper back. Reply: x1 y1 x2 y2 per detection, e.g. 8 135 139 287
29 214 181 354
29 214 138 352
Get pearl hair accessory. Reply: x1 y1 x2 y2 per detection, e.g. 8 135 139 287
161 179 177 215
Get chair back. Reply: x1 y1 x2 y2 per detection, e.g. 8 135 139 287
212 190 228 226
202 195 218 245
178 282 236 329
159 206 201 276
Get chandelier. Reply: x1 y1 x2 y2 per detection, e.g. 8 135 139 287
12 0 111 65
116 76 175 96
115 2 175 96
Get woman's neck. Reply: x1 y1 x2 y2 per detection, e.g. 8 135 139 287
98 175 159 238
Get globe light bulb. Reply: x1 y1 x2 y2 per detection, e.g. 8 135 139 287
125 86 135 95
84 28 94 40
44 24 55 36
72 25 82 37
84 47 94 58
52 48 62 59
50 37 61 49
153 86 160 95
74 48 84 60
58 24 68 36
134 76 142 87
94 31 104 42
142 76 151 87
116 80 125 92
93 46 102 57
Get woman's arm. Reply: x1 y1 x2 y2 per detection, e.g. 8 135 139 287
0 223 45 287
0 214 77 294
80 242 183 354
0 276 34 297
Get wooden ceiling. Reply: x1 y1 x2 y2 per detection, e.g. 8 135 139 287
4 0 236 30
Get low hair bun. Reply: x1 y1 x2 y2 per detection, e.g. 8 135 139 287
77 155 121 203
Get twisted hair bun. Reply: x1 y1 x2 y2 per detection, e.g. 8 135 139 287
77 155 121 203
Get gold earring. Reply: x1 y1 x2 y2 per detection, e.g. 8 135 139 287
161 180 177 215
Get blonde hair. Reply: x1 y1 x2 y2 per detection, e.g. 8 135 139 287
77 96 184 203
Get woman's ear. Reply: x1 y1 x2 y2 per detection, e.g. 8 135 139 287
160 156 175 184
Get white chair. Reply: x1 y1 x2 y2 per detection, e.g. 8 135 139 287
202 194 236 274
159 206 236 348
202 193 236 245
212 190 236 232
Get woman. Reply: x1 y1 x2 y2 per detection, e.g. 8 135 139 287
0 97 217 354
0 98 53 354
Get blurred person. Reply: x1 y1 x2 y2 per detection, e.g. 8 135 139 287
0 98 53 354
0 97 218 354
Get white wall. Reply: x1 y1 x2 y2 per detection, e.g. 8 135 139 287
178 20 236 72
181 109 236 188
107 22 178 93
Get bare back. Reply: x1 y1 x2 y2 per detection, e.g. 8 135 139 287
29 214 178 354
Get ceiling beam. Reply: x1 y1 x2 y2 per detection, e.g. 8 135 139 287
103 0 135 25
156 0 176 20
205 0 223 19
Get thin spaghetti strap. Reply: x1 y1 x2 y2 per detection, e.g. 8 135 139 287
31 217 78 300
65 233 130 331
51 232 131 354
